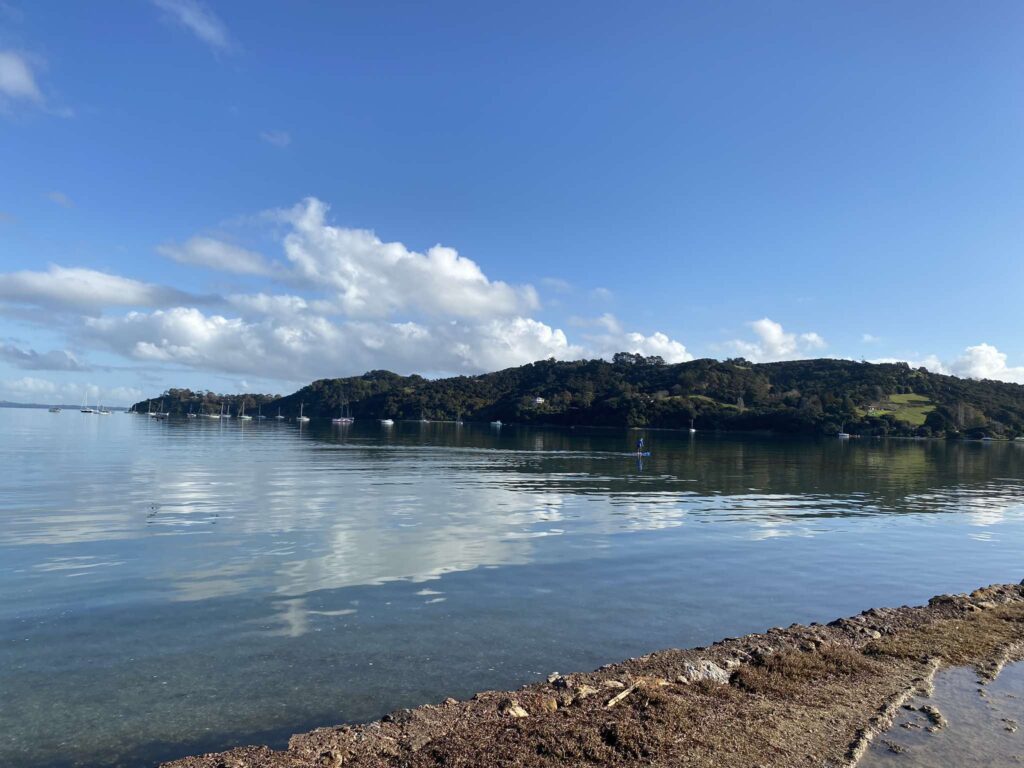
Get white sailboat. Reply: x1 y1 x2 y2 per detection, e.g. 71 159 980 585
380 417 394 425
333 400 354 424
689 417 696 434
275 407 285 421
837 424 850 439
255 404 266 420
297 402 310 423
238 401 253 421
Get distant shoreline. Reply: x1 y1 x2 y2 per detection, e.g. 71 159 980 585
6 406 1023 442
165 581 1024 768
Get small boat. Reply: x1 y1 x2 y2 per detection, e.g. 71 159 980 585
333 401 354 424
490 420 502 427
97 405 111 415
380 418 394 426
837 426 850 439
275 407 285 421
152 400 168 420
238 402 253 421
186 405 197 419
689 418 696 434
49 406 61 413
297 402 310 423
255 405 266 420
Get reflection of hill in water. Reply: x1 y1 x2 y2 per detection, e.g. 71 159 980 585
299 423 1024 517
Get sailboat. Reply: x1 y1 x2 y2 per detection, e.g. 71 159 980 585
297 402 310 423
49 406 61 413
81 395 95 414
203 403 220 418
333 400 354 424
837 424 851 439
275 407 285 421
380 418 394 426
689 418 697 434
97 403 111 415
255 404 266 420
153 400 168 420
186 404 197 418
238 402 253 421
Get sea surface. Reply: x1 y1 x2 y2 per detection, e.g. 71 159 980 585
1 408 1023 768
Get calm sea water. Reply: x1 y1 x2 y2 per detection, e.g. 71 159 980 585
1 409 1023 768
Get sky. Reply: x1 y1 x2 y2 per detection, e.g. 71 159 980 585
0 1 1022 405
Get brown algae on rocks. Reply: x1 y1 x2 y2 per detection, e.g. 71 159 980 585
163 582 1024 768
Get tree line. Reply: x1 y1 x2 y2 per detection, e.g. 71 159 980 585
135 355 1024 438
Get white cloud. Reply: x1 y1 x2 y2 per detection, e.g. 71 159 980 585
158 236 272 275
0 376 141 405
260 130 291 147
871 343 1024 385
725 318 827 362
152 0 230 51
582 314 693 364
0 342 87 371
82 306 579 380
2 375 57 398
862 333 879 343
0 265 196 312
47 191 74 208
0 50 42 103
278 197 539 319
590 287 613 302
949 343 1024 384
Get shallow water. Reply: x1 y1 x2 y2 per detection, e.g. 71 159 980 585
861 662 1024 767
1 409 1023 767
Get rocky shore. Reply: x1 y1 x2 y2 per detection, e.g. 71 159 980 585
164 582 1024 768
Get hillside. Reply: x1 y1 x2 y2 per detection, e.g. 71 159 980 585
135 355 1024 438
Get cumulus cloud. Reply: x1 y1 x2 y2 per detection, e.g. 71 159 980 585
1 375 57 398
152 0 231 50
0 375 141 405
0 342 88 371
949 343 1024 384
724 318 826 362
582 314 693 364
862 333 879 343
158 236 272 275
0 50 42 104
0 265 198 313
81 306 580 380
8 197 694 385
260 130 291 147
279 197 539 319
871 343 1024 385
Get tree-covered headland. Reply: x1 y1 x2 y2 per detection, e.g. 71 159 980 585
134 356 1024 439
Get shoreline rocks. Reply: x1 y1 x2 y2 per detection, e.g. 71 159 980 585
163 581 1024 768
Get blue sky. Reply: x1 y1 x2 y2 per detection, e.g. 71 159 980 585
1 1 1022 404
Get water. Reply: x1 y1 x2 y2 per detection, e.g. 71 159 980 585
1 409 1023 768
861 663 1024 767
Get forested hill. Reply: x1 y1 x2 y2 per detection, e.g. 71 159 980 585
133 355 1024 438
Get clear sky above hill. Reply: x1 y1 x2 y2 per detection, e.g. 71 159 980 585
1 1 1022 403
